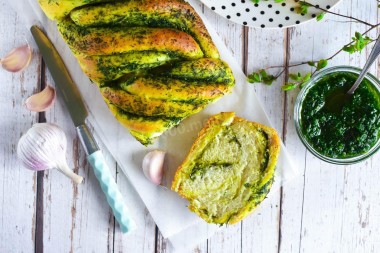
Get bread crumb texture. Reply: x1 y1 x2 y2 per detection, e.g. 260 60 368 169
172 112 280 224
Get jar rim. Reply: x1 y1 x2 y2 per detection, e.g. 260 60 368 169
294 65 380 165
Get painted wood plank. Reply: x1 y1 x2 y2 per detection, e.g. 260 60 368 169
40 19 115 252
276 10 354 253
242 26 287 253
41 70 115 253
337 5 380 250
277 26 309 253
279 12 349 253
281 0 380 252
302 1 380 252
0 1 41 251
113 163 156 253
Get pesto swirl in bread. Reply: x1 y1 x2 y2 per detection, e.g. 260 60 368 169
172 112 280 224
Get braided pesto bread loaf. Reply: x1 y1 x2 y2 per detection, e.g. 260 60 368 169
38 0 235 145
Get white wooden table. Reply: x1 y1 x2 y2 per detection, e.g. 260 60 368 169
1 0 380 252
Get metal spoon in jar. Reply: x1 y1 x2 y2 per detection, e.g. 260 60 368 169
325 35 380 113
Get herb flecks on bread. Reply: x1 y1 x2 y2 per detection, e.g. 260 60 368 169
172 112 280 224
37 0 235 145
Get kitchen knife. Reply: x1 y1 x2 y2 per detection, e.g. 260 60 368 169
30 25 136 234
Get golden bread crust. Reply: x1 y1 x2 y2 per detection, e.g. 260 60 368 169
100 86 207 118
123 78 229 101
104 99 182 145
38 0 107 20
58 20 203 58
69 0 219 58
38 0 234 145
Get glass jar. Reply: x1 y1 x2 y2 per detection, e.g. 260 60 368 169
294 66 380 165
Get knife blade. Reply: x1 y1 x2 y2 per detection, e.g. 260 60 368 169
30 26 87 127
30 25 136 234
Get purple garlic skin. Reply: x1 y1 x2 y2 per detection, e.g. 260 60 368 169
17 123 83 184
142 150 166 185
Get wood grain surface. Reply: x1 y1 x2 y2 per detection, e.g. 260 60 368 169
1 0 379 252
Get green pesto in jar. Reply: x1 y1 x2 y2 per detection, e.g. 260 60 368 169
300 72 380 158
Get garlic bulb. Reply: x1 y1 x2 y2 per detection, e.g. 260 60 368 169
1 44 32 72
17 123 83 184
24 85 56 112
142 150 166 185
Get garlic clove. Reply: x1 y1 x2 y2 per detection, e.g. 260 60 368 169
24 85 56 112
1 44 32 72
142 150 166 185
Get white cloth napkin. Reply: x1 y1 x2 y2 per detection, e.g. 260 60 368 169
9 0 298 250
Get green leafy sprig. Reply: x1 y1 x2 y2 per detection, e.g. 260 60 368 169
295 2 310 15
292 1 375 26
343 32 373 54
248 0 380 91
248 69 277 85
249 59 328 90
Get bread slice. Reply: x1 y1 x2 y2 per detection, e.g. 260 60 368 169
172 112 280 224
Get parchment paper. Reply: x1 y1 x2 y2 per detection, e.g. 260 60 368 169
9 0 298 250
